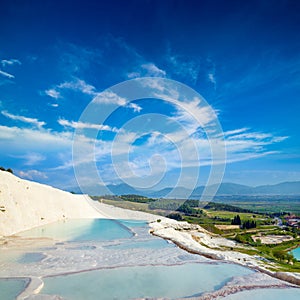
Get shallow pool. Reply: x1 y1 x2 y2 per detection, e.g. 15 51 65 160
17 252 46 264
19 219 133 241
291 246 300 261
42 263 253 300
105 238 173 250
0 278 28 300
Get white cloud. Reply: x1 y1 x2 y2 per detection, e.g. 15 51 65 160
0 69 14 79
208 72 216 89
128 102 142 112
50 103 59 107
0 125 72 148
58 78 96 95
127 72 140 79
15 153 46 166
1 59 21 67
47 78 141 113
170 97 217 130
1 110 46 128
19 170 48 180
223 128 249 136
141 63 166 77
127 62 166 79
45 78 96 101
45 88 61 99
0 58 21 80
166 52 199 84
0 125 76 176
93 90 127 106
58 118 119 132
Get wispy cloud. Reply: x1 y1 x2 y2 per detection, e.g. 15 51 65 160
1 110 46 128
128 62 166 78
1 59 21 67
223 128 249 136
166 50 199 84
46 78 142 113
19 169 48 180
0 57 21 80
58 78 96 95
45 78 96 100
0 124 71 155
93 89 143 112
58 118 119 132
0 125 74 172
0 69 14 79
14 152 46 166
128 102 142 113
208 72 216 89
45 88 61 99
170 97 218 129
93 90 126 105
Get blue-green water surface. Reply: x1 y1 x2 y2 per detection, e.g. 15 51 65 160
291 247 300 260
42 263 253 300
0 279 28 300
20 219 133 241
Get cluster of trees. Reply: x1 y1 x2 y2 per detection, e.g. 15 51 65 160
204 202 254 213
0 166 13 174
242 219 257 229
231 215 256 229
149 199 201 212
273 249 296 263
166 212 183 221
231 215 241 225
149 201 180 210
119 195 156 203
177 203 203 215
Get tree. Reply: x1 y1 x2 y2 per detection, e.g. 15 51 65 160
6 168 13 174
231 215 241 225
0 167 13 174
242 220 256 229
167 212 183 221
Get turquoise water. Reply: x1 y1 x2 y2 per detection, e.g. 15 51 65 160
20 219 133 241
224 287 300 299
119 219 148 227
0 278 28 300
106 238 173 250
18 252 46 264
291 246 300 260
42 263 253 300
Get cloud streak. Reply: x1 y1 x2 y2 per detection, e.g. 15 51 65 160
45 88 61 99
46 78 142 112
1 110 46 128
128 62 166 78
19 169 48 180
58 118 119 132
0 57 21 80
1 59 21 67
0 69 14 79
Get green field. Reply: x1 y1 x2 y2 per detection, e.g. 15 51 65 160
213 196 300 214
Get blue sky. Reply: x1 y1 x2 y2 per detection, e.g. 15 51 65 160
0 0 299 193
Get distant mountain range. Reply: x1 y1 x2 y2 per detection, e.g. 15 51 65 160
84 181 300 197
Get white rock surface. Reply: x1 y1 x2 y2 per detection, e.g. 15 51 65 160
0 171 102 236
